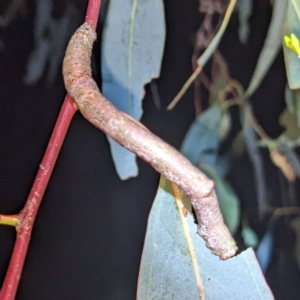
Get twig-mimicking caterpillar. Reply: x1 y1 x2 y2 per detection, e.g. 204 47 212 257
63 23 237 260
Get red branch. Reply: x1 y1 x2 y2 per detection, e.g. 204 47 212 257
0 1 101 299
85 0 101 28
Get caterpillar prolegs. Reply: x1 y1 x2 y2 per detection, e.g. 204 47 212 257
62 23 237 260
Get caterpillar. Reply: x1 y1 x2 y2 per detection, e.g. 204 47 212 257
62 23 237 260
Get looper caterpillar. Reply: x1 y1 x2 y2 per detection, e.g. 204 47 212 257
62 23 237 260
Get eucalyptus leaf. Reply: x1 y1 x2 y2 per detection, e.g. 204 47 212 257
101 0 166 179
242 107 267 215
285 85 300 126
200 164 240 234
245 0 287 97
242 225 259 248
181 104 231 177
137 176 274 299
279 108 300 141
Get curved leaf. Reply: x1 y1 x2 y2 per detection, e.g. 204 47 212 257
137 176 274 300
245 0 287 97
101 0 166 179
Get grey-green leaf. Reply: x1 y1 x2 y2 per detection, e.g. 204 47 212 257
242 223 259 248
101 0 166 179
200 164 240 234
285 85 300 126
242 107 267 216
181 104 231 177
245 0 287 97
137 176 274 300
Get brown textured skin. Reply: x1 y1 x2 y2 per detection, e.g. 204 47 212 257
62 23 237 260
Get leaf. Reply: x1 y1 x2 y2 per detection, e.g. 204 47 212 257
23 0 52 85
285 85 300 126
256 229 274 273
181 104 231 177
23 1 78 85
236 0 253 44
279 108 300 141
242 107 267 215
245 0 287 97
101 0 166 180
200 164 240 234
242 224 259 248
137 176 274 299
283 0 300 89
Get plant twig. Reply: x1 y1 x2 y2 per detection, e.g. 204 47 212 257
0 215 19 227
0 1 101 299
167 66 202 110
167 0 237 110
0 96 76 300
63 23 237 260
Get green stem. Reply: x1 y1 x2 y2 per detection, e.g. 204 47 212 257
0 214 19 227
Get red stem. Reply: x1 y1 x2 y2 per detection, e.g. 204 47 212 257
0 96 76 299
85 0 101 28
0 1 101 299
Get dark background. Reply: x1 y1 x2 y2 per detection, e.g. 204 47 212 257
0 0 300 299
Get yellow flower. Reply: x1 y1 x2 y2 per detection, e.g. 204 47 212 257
284 33 300 57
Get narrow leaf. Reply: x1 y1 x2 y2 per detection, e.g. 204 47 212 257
242 107 267 215
101 0 166 179
245 0 287 97
285 85 300 127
